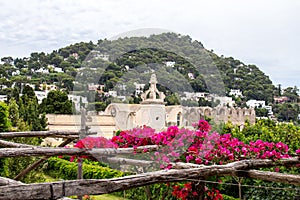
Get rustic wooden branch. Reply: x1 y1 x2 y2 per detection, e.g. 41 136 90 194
106 157 154 167
0 177 75 200
0 177 25 186
0 139 35 148
0 158 299 200
105 157 206 170
235 169 300 186
0 145 159 158
0 130 96 138
14 138 74 181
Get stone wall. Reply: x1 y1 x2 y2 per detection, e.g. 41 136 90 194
46 114 116 138
181 106 256 126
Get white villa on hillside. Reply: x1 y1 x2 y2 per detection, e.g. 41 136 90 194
181 92 209 101
134 82 146 95
246 99 273 115
68 95 88 112
213 96 235 107
34 91 48 104
246 100 266 108
229 89 243 97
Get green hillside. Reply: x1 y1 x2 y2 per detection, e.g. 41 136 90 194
0 32 276 105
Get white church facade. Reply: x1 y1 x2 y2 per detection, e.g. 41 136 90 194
104 74 256 131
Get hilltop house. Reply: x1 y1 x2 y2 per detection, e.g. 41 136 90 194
34 91 48 104
68 94 88 112
246 99 273 116
134 82 146 95
229 89 243 97
246 100 266 108
181 92 209 101
274 96 289 104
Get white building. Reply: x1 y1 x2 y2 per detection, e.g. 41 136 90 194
124 65 130 71
96 54 109 61
0 85 8 90
25 83 35 90
39 84 58 91
68 95 88 111
134 82 146 95
34 91 48 104
117 84 127 91
229 89 243 97
264 105 273 115
188 73 195 79
213 96 235 107
164 61 175 67
246 100 273 115
182 92 209 101
12 70 20 76
246 100 266 108
108 91 117 97
117 96 126 101
0 95 7 102
35 68 49 74
88 84 101 91
54 67 63 73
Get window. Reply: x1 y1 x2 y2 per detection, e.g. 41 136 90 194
177 112 181 126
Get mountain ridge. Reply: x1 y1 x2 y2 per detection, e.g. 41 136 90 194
0 32 275 105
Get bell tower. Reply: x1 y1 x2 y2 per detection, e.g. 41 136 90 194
136 74 166 131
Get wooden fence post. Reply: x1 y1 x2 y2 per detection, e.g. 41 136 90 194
77 107 87 200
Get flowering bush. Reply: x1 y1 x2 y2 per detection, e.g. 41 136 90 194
73 120 296 200
71 136 117 162
171 182 223 200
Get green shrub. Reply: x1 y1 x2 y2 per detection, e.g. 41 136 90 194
45 157 123 180
222 194 239 200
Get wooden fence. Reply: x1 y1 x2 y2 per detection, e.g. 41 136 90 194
0 130 300 199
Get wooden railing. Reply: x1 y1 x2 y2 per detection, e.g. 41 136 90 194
0 130 300 199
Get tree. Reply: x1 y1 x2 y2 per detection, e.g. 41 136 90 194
165 93 180 105
39 90 73 114
283 86 299 103
25 99 44 131
59 60 71 69
0 102 11 131
273 103 300 122
17 87 47 131
1 56 13 64
50 54 63 67
198 97 211 107
255 107 269 117
277 84 282 96
22 85 36 99
8 98 19 127
0 120 43 183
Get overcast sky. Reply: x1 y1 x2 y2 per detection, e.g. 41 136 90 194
0 0 299 88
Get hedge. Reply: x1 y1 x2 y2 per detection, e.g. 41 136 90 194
45 157 123 180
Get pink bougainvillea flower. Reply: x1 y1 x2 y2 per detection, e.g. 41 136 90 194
198 119 211 132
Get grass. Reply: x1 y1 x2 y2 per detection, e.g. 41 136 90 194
88 194 128 200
